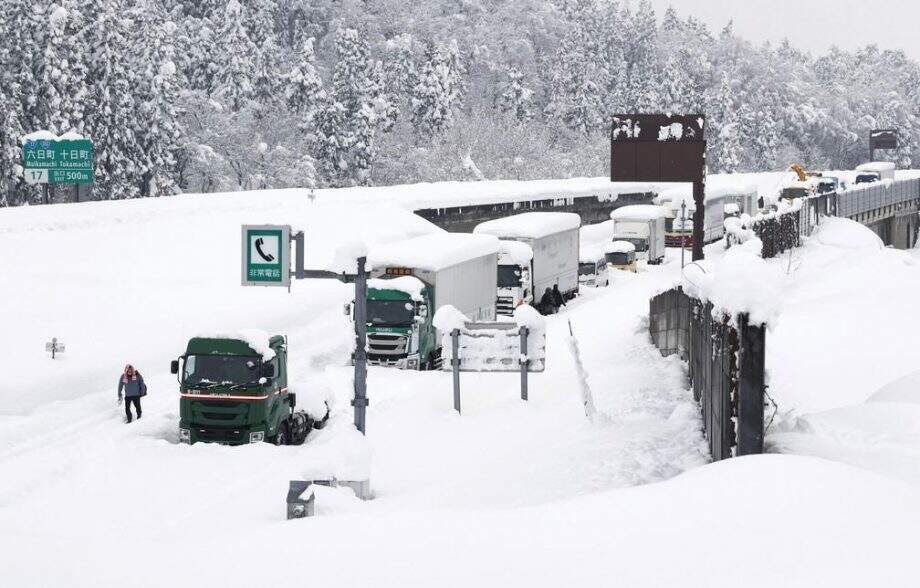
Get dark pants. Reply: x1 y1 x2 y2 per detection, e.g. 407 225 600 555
125 396 142 422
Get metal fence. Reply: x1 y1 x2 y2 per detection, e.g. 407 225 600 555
649 288 766 460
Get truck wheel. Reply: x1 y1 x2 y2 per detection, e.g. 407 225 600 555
272 421 290 446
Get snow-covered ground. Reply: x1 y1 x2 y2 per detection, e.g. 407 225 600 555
2 185 919 586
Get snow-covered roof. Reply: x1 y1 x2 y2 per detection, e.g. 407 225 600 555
579 242 607 263
370 233 499 272
605 240 636 254
498 240 534 265
610 205 668 221
473 212 581 239
367 276 426 301
856 162 896 173
193 329 277 360
724 203 740 214
655 182 756 207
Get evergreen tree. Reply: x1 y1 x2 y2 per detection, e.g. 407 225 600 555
312 28 382 186
131 8 183 196
39 3 88 134
498 67 535 122
213 0 258 112
410 40 466 138
87 0 141 199
286 37 325 119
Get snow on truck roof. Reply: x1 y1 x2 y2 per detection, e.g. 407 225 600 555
370 232 499 272
856 162 896 172
605 240 636 253
610 205 668 220
579 242 607 263
473 212 581 239
498 240 534 264
367 276 426 301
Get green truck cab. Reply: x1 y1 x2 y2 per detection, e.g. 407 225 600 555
365 277 434 370
170 334 325 445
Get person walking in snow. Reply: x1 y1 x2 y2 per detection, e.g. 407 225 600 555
118 364 147 423
551 284 566 313
538 288 555 315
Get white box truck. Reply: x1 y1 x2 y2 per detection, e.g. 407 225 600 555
609 205 667 264
474 212 581 315
364 233 500 369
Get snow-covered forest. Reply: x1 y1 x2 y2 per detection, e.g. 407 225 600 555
1 0 918 205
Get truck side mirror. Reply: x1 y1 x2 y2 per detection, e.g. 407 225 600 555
170 360 179 375
262 363 276 378
343 302 352 316
418 304 428 318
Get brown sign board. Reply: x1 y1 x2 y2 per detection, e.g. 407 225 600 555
870 129 898 151
610 114 706 183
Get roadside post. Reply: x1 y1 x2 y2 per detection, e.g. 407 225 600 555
45 337 65 359
451 329 461 413
242 225 369 434
519 326 529 401
680 200 687 269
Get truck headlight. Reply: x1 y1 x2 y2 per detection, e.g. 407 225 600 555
249 431 264 444
179 428 191 444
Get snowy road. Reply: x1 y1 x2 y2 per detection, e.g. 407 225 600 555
3 192 919 586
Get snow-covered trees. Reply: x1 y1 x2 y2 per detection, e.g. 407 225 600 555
311 28 385 186
411 40 466 139
213 0 258 112
499 67 535 122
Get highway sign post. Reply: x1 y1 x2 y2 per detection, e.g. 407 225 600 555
610 114 707 260
870 129 898 162
22 136 94 203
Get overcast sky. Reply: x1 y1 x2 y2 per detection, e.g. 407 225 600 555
646 0 920 60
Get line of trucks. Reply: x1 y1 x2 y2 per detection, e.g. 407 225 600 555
169 204 724 446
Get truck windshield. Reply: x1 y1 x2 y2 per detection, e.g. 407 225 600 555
367 299 415 326
184 355 260 387
497 265 522 288
578 262 596 276
607 252 630 265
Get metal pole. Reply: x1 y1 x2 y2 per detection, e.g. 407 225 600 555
519 326 529 401
73 183 79 203
293 232 305 279
451 329 461 414
680 200 687 269
692 179 705 261
352 256 368 434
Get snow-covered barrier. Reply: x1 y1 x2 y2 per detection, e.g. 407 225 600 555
649 287 766 461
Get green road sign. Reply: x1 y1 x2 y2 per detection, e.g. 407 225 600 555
22 138 94 185
241 224 291 287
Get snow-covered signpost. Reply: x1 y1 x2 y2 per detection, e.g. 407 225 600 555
21 132 94 204
45 337 65 359
435 305 546 414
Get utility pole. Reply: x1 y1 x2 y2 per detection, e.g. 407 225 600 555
691 177 705 261
680 199 687 269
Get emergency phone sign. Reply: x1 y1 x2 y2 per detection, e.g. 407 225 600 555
241 224 291 287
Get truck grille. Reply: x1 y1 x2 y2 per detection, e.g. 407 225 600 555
496 296 515 316
367 333 408 362
195 427 246 444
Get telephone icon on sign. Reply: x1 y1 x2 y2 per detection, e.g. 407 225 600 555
255 237 276 262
